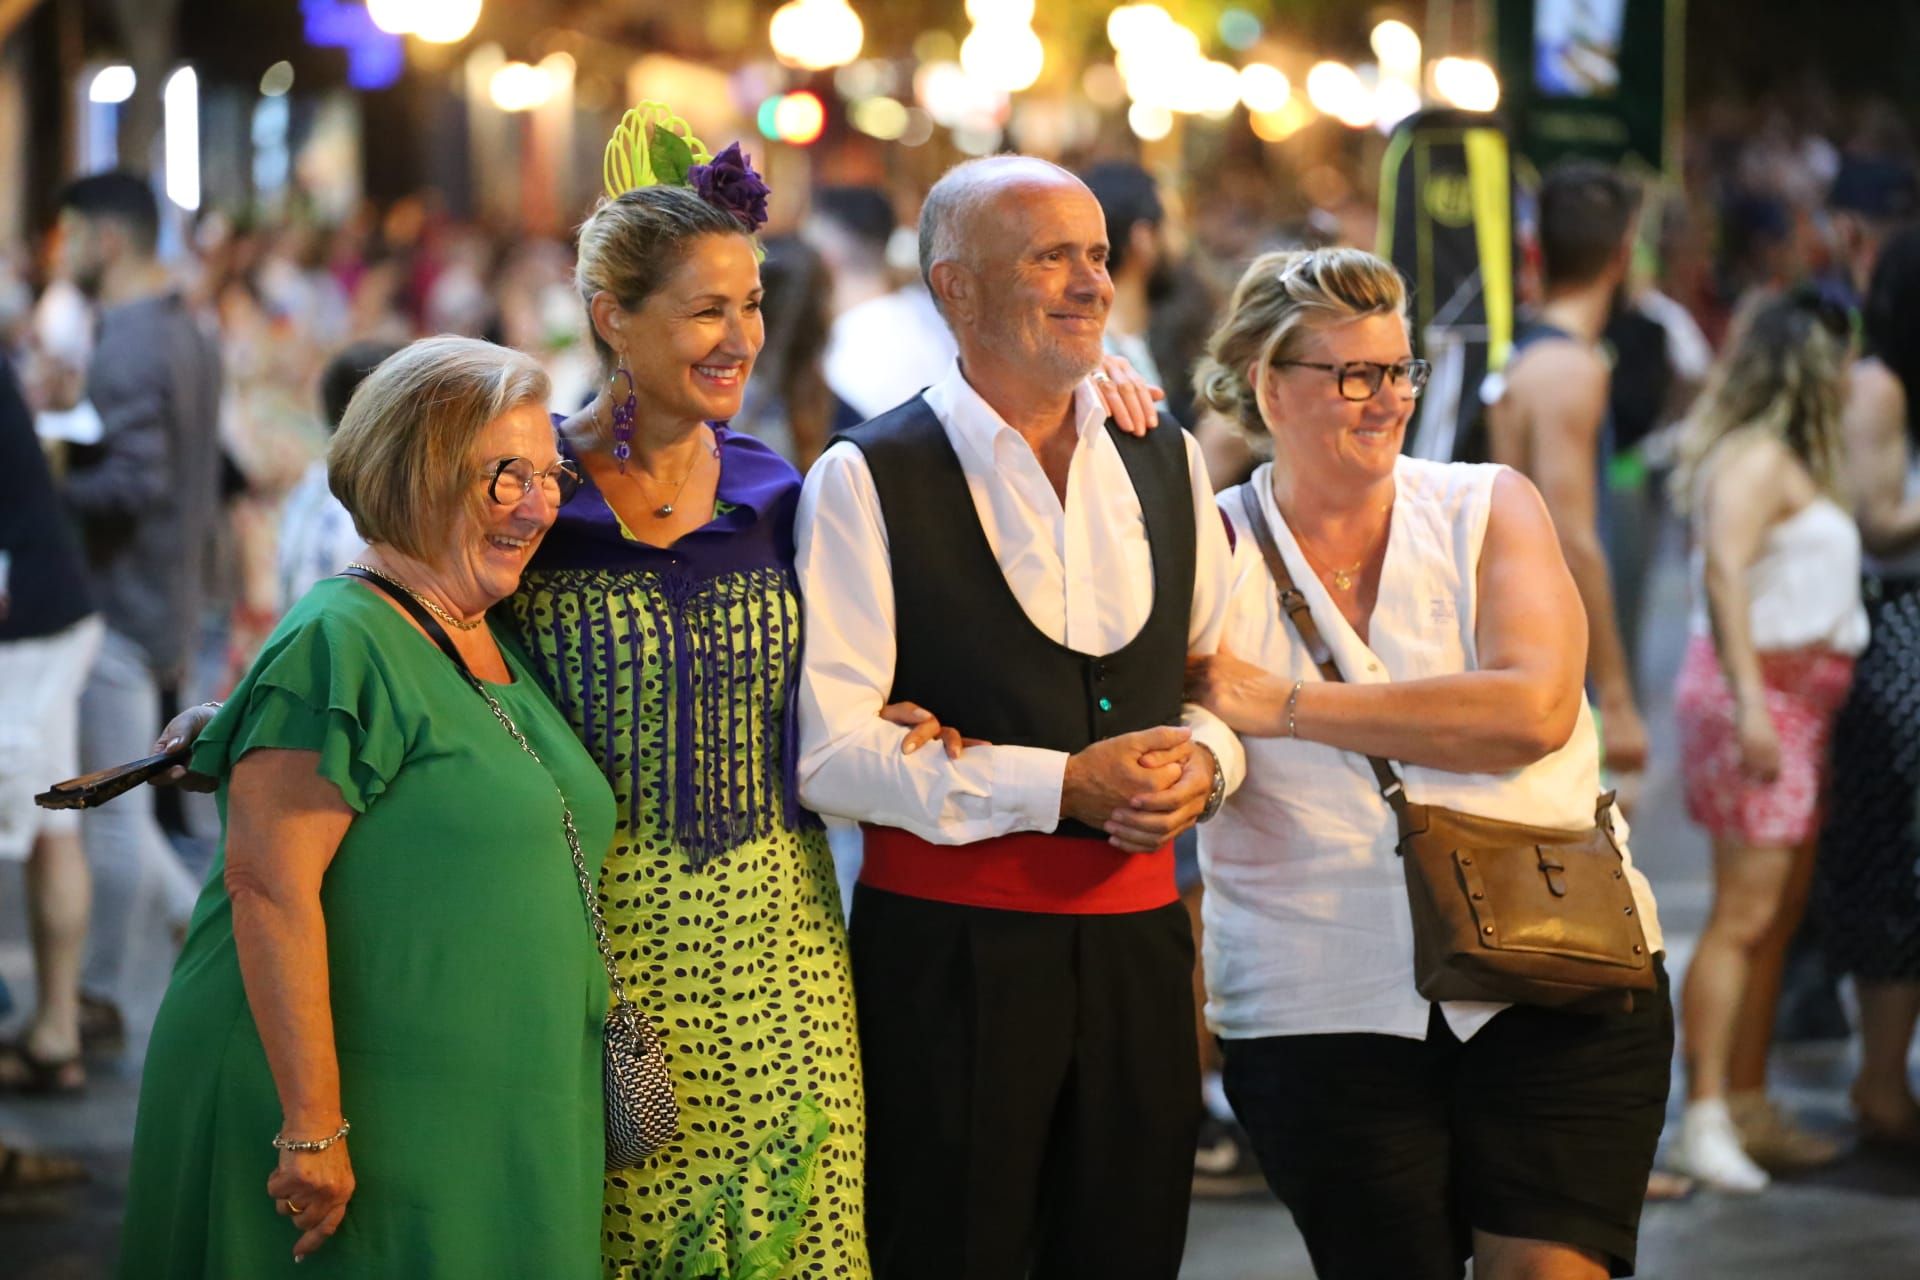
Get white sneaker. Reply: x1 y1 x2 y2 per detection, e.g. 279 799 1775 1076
1673 1099 1771 1193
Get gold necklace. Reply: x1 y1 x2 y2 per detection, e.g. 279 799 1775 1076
1276 490 1390 593
347 562 486 631
1301 545 1367 592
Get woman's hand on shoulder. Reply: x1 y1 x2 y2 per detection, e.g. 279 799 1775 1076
1093 353 1167 437
266 1140 355 1262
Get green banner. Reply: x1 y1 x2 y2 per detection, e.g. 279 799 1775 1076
1495 0 1683 177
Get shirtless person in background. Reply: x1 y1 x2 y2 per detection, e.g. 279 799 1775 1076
1487 162 1649 777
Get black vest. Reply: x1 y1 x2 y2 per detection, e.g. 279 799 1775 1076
837 394 1195 840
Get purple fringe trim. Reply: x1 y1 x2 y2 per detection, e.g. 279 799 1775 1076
510 565 816 872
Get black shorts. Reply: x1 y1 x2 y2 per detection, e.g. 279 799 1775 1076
1222 960 1672 1279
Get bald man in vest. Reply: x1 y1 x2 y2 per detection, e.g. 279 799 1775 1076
795 156 1243 1277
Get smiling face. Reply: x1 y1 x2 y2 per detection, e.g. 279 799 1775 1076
1256 313 1416 487
612 232 764 427
432 401 565 612
956 178 1114 389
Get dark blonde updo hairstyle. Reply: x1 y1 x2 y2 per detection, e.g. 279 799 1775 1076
1193 247 1410 442
574 185 753 368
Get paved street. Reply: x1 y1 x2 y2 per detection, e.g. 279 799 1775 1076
5 518 1920 1277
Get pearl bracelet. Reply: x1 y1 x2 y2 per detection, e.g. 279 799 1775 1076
1285 679 1305 739
271 1119 350 1153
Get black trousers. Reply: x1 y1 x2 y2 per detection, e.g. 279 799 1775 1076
850 886 1200 1280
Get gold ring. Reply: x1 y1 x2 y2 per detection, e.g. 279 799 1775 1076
286 1200 304 1214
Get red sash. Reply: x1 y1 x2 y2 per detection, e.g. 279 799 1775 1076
858 825 1177 915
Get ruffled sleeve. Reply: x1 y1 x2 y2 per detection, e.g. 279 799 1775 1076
191 610 410 813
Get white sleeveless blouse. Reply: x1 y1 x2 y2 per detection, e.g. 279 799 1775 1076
1200 457 1663 1042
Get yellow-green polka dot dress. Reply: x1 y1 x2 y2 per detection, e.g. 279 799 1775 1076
505 428 868 1279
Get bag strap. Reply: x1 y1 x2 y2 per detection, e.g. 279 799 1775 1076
341 565 463 665
1236 487 1417 837
339 567 636 1015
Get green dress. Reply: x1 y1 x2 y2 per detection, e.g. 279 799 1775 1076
118 578 616 1278
507 429 868 1278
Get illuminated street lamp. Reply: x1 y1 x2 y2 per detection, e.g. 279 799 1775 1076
88 64 136 104
367 0 482 44
489 60 553 112
964 0 1034 22
1238 63 1290 114
769 0 865 71
1369 20 1422 77
1127 101 1173 141
1306 61 1375 129
960 21 1044 93
1432 56 1501 111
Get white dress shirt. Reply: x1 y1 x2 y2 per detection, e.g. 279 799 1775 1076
1201 459 1663 1042
795 359 1244 844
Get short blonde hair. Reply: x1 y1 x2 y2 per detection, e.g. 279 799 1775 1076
328 335 551 561
1193 248 1410 440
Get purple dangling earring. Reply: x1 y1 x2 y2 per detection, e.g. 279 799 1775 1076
608 364 638 472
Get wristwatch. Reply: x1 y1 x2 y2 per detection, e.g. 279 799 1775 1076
1198 755 1227 823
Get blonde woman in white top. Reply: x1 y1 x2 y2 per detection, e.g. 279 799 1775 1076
1185 248 1670 1280
1667 290 1864 1190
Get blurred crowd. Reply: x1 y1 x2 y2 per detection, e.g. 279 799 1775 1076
6 82 1920 1228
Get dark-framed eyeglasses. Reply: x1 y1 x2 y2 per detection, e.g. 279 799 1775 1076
484 457 582 507
1274 358 1432 401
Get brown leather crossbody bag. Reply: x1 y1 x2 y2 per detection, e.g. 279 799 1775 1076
1239 490 1656 1011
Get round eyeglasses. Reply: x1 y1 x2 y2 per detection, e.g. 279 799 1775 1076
1274 358 1432 401
485 457 582 507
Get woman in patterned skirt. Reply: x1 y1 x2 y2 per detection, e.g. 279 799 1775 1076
1820 226 1920 1148
1669 291 1865 1191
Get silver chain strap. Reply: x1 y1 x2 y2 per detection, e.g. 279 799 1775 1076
468 680 632 1012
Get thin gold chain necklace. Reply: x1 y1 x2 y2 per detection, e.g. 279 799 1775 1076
1304 548 1367 592
1278 496 1391 593
346 562 486 631
628 428 720 518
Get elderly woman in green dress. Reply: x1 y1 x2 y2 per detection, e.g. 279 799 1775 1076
121 337 613 1276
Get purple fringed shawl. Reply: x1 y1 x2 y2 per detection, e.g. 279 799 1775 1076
507 424 816 868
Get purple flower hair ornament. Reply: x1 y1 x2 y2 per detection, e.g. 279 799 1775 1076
602 103 771 234
689 143 772 233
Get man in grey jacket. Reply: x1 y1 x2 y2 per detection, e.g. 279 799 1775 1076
53 172 222 1035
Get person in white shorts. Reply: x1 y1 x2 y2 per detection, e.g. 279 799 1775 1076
0 348 104 1105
